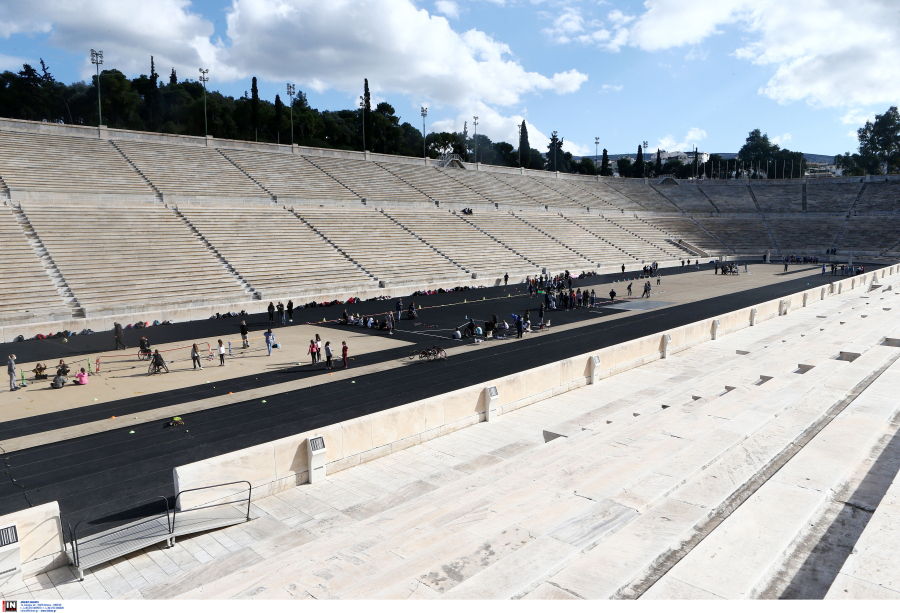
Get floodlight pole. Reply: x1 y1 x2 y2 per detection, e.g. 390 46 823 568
199 68 209 137
421 107 428 160
473 116 478 164
91 49 103 126
287 83 296 145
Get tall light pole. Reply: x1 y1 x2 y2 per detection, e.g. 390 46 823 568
420 106 428 160
90 49 103 126
595 137 599 168
472 116 478 164
199 68 209 136
286 83 295 145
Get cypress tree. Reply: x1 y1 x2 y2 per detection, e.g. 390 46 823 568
519 121 530 168
169 68 177 86
251 76 259 141
655 149 662 176
601 149 610 175
633 144 644 178
273 94 283 144
361 78 371 151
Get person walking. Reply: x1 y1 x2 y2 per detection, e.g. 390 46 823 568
8 355 18 391
287 300 294 322
217 339 226 366
308 339 318 365
715 262 719 275
324 341 333 370
627 282 632 297
387 313 395 335
342 341 349 368
396 298 403 321
657 271 661 286
504 272 509 286
240 320 250 348
264 329 275 356
191 344 203 370
315 334 322 362
114 322 126 350
621 263 625 277
267 302 275 324
538 302 545 328
515 315 524 339
277 302 286 325
609 288 617 302
642 281 651 298
590 289 596 307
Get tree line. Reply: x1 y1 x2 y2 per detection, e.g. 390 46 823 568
836 106 900 176
0 58 599 172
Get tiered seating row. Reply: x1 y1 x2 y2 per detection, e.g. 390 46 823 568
606 181 679 211
698 185 757 212
806 182 862 213
570 216 675 262
0 131 152 195
491 173 579 209
297 209 468 285
385 210 533 278
514 212 632 264
838 217 900 253
694 218 774 253
21 204 248 311
377 163 490 206
305 157 430 203
655 184 717 212
464 212 594 273
436 168 540 207
856 182 900 212
642 217 732 254
114 141 267 199
750 184 803 213
0 206 68 317
220 149 359 201
767 218 844 251
177 206 378 296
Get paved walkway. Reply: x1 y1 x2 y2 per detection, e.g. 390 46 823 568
4 273 895 600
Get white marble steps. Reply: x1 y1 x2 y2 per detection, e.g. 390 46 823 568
639 349 900 600
825 458 900 599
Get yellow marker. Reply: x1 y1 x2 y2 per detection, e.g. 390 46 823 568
323 317 326 322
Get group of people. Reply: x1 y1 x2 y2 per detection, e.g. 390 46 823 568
545 287 596 310
339 301 418 334
716 262 742 275
306 335 349 369
8 354 90 391
825 263 865 276
784 255 820 265
680 259 700 267
267 301 294 325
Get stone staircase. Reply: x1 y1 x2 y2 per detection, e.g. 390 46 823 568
9 202 84 318
171 207 258 298
217 149 278 202
109 140 164 204
747 185 781 256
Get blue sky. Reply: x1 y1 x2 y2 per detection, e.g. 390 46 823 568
1 0 897 156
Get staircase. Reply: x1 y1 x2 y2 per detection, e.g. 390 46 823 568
379 210 471 274
217 149 278 202
109 141 164 203
452 211 541 268
510 211 598 263
747 185 781 256
171 207 258 298
289 210 377 281
830 183 868 253
10 202 84 318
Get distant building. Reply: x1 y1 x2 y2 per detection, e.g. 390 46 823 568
659 150 710 164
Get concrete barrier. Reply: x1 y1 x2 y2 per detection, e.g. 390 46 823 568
0 502 66 581
173 263 900 506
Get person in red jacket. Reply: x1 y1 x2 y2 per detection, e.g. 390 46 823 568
342 341 349 369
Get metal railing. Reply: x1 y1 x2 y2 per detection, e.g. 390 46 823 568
63 482 251 579
65 496 171 569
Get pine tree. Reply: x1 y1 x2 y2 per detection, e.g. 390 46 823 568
655 149 662 176
360 78 371 151
601 149 610 176
251 77 259 141
633 144 644 178
274 94 283 144
169 68 177 86
519 121 530 168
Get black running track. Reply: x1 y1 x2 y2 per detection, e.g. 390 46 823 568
0 265 856 534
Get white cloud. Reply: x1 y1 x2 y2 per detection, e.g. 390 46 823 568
622 0 900 109
542 7 632 51
0 0 587 145
0 52 28 71
684 47 708 61
840 109 875 126
770 132 791 146
654 127 707 152
600 84 623 93
847 129 859 139
0 0 220 80
434 0 459 19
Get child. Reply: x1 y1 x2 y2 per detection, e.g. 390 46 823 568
342 341 349 369
308 340 318 365
324 341 333 370
74 368 89 385
218 339 226 366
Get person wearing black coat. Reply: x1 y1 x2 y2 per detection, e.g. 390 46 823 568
240 320 250 348
267 302 275 324
114 322 126 350
287 300 294 322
